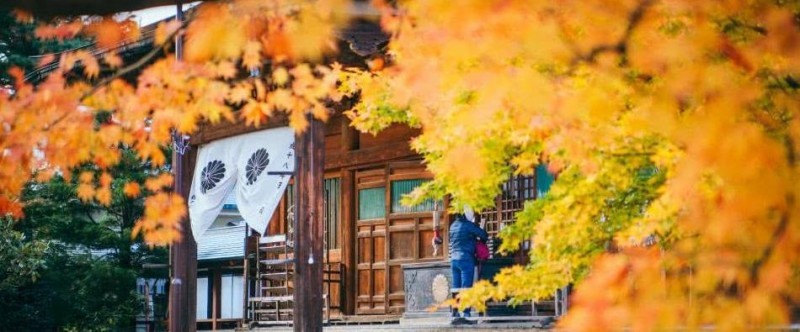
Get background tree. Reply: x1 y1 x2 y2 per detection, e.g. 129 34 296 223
0 149 168 331
0 10 88 85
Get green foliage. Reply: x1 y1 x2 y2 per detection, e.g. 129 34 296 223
0 219 47 291
0 10 89 85
0 149 167 331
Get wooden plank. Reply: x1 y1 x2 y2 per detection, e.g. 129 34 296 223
293 116 325 331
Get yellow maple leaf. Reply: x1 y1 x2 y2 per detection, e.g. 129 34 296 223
273 66 289 86
243 41 262 71
103 52 123 69
227 82 253 104
154 19 181 46
214 61 238 80
185 4 246 62
289 108 309 132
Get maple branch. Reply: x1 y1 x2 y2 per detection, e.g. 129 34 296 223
43 17 191 132
573 0 656 66
749 136 796 284
81 17 192 100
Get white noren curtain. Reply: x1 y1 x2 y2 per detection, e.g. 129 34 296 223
188 127 295 240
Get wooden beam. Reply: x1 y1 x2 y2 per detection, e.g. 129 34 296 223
189 113 290 146
327 142 417 170
293 116 325 331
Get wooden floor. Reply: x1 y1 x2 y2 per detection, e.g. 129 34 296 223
227 316 553 332
241 322 544 331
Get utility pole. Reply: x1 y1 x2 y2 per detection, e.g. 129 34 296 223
293 115 325 331
169 1 197 331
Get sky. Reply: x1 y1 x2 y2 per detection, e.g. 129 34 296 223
121 2 200 28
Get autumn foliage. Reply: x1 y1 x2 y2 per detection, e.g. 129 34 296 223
1 0 346 246
3 0 800 329
341 0 800 330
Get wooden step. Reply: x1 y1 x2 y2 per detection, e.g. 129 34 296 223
249 295 293 302
261 286 292 295
253 319 293 325
259 234 287 244
253 308 294 313
260 258 294 266
259 272 292 281
259 246 293 254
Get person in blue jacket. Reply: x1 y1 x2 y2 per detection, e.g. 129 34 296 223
449 205 488 323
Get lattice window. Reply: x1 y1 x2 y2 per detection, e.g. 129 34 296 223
480 174 536 238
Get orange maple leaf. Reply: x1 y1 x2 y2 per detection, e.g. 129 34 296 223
241 101 270 127
145 173 174 192
77 183 95 202
85 18 135 49
99 172 113 187
95 186 112 206
78 171 94 184
123 182 141 198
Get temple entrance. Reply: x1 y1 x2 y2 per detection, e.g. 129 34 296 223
354 162 442 315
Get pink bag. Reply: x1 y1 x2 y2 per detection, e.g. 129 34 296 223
475 241 490 261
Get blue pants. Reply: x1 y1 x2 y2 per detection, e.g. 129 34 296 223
451 259 475 317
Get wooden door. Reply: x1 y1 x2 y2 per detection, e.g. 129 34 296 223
354 162 441 315
355 168 387 314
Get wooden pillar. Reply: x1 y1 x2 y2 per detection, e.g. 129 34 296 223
169 2 197 331
293 116 325 331
340 116 357 315
169 144 198 332
340 169 356 315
